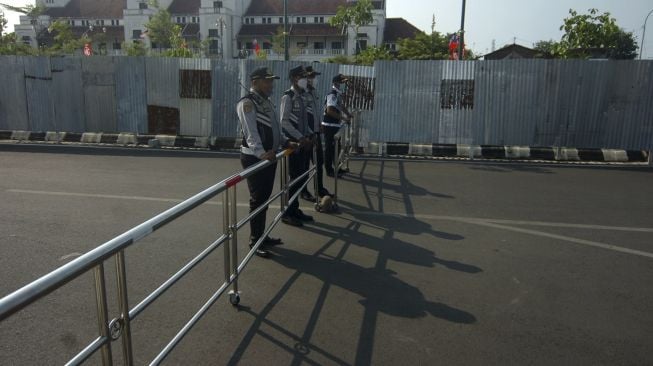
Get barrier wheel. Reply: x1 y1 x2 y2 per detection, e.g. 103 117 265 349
229 292 240 306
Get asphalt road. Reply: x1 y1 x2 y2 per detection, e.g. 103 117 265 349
1 145 652 365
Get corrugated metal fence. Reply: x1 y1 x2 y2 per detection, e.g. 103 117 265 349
1 56 651 150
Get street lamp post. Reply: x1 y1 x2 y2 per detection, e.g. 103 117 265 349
641 9 653 60
458 0 467 60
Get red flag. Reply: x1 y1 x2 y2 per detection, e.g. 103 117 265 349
253 38 260 55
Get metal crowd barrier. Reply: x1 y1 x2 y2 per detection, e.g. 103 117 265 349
332 110 359 206
0 147 318 365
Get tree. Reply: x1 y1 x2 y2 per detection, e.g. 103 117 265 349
533 40 558 57
555 8 638 59
123 40 147 56
355 45 393 65
0 3 45 18
145 0 177 49
47 20 84 55
397 31 449 60
329 0 374 55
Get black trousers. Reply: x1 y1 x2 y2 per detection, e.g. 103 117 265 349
323 126 341 174
301 135 324 194
285 150 305 217
240 153 277 241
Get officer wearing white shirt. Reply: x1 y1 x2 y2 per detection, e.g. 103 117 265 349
322 74 352 177
238 67 290 258
280 66 314 227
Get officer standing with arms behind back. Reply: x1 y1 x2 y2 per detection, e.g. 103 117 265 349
301 65 330 200
280 66 314 227
238 67 293 258
322 74 352 178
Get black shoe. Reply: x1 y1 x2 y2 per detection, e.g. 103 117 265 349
301 191 316 202
249 242 270 258
282 215 304 227
263 236 284 246
318 188 331 197
296 210 314 222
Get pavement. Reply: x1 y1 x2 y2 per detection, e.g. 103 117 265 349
0 145 652 365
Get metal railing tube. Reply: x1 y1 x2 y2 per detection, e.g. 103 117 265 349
93 264 113 366
129 235 229 319
65 337 110 366
149 281 232 366
0 179 230 321
115 250 134 365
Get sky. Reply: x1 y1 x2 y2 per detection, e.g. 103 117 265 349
2 0 653 58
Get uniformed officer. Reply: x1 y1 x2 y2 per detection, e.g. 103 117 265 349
280 66 314 227
322 74 352 178
301 65 330 200
238 67 291 258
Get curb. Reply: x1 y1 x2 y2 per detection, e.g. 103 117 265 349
0 130 237 151
369 142 649 163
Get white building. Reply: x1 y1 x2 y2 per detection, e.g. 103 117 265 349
14 0 422 60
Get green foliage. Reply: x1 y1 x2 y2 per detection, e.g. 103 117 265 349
554 8 638 59
145 4 176 48
0 3 45 17
355 45 393 65
397 32 449 60
533 40 559 57
329 0 374 54
123 40 147 56
271 26 286 56
325 55 356 65
47 20 84 55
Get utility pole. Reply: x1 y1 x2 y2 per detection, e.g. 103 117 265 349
284 0 289 60
458 0 466 60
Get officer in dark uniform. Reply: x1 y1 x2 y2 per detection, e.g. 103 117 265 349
238 67 290 258
280 66 314 227
322 74 352 177
301 65 329 200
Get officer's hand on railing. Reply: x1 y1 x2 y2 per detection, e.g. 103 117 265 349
261 150 277 162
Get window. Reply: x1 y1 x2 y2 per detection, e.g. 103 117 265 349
314 17 318 23
263 42 272 50
176 17 181 23
179 70 212 99
320 17 324 23
132 30 142 39
208 29 219 37
209 40 219 54
113 42 122 50
279 17 283 24
182 17 186 23
262 18 266 24
314 42 324 49
356 40 368 54
22 36 31 45
332 41 342 49
213 1 223 8
139 2 148 10
357 33 368 39
440 80 475 110
267 17 271 24
302 17 306 23
296 17 300 24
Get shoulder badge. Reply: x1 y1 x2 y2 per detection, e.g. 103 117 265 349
243 101 254 113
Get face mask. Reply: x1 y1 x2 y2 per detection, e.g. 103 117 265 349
298 78 308 90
